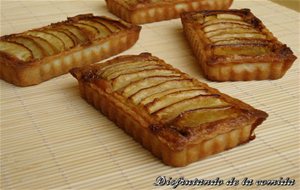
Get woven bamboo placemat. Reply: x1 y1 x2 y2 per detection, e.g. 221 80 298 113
1 0 299 189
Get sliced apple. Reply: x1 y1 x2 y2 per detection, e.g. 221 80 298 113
204 15 217 22
112 69 180 91
204 19 251 27
140 87 204 105
154 95 229 123
59 25 88 43
146 89 209 114
205 13 243 22
204 23 253 33
23 35 57 56
45 29 75 49
78 20 110 38
101 61 161 79
217 14 243 20
0 41 32 61
55 28 80 45
100 60 159 74
210 33 267 42
122 76 182 98
99 60 132 73
107 65 163 80
206 27 258 38
130 79 195 105
72 23 99 38
26 31 65 52
214 39 269 46
8 36 44 59
93 18 122 32
172 106 239 128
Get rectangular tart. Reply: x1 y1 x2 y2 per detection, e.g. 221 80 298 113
106 0 233 24
181 9 297 81
70 53 268 167
0 14 141 86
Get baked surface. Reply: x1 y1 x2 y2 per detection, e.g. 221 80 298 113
0 14 141 86
106 0 233 24
181 9 297 81
70 53 268 166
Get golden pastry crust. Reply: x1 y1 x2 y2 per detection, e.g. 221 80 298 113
181 9 297 81
70 53 268 166
0 14 141 86
106 0 233 24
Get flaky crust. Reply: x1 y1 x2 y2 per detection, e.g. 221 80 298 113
70 53 268 166
181 9 297 81
106 0 233 24
0 14 141 86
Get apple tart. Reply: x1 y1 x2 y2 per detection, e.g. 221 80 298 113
105 0 233 24
70 53 268 167
0 14 141 86
181 9 297 81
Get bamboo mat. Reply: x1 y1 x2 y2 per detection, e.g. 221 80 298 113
1 0 299 189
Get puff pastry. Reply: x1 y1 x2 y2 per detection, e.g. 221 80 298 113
70 53 268 167
0 14 141 86
181 9 297 81
106 0 233 24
